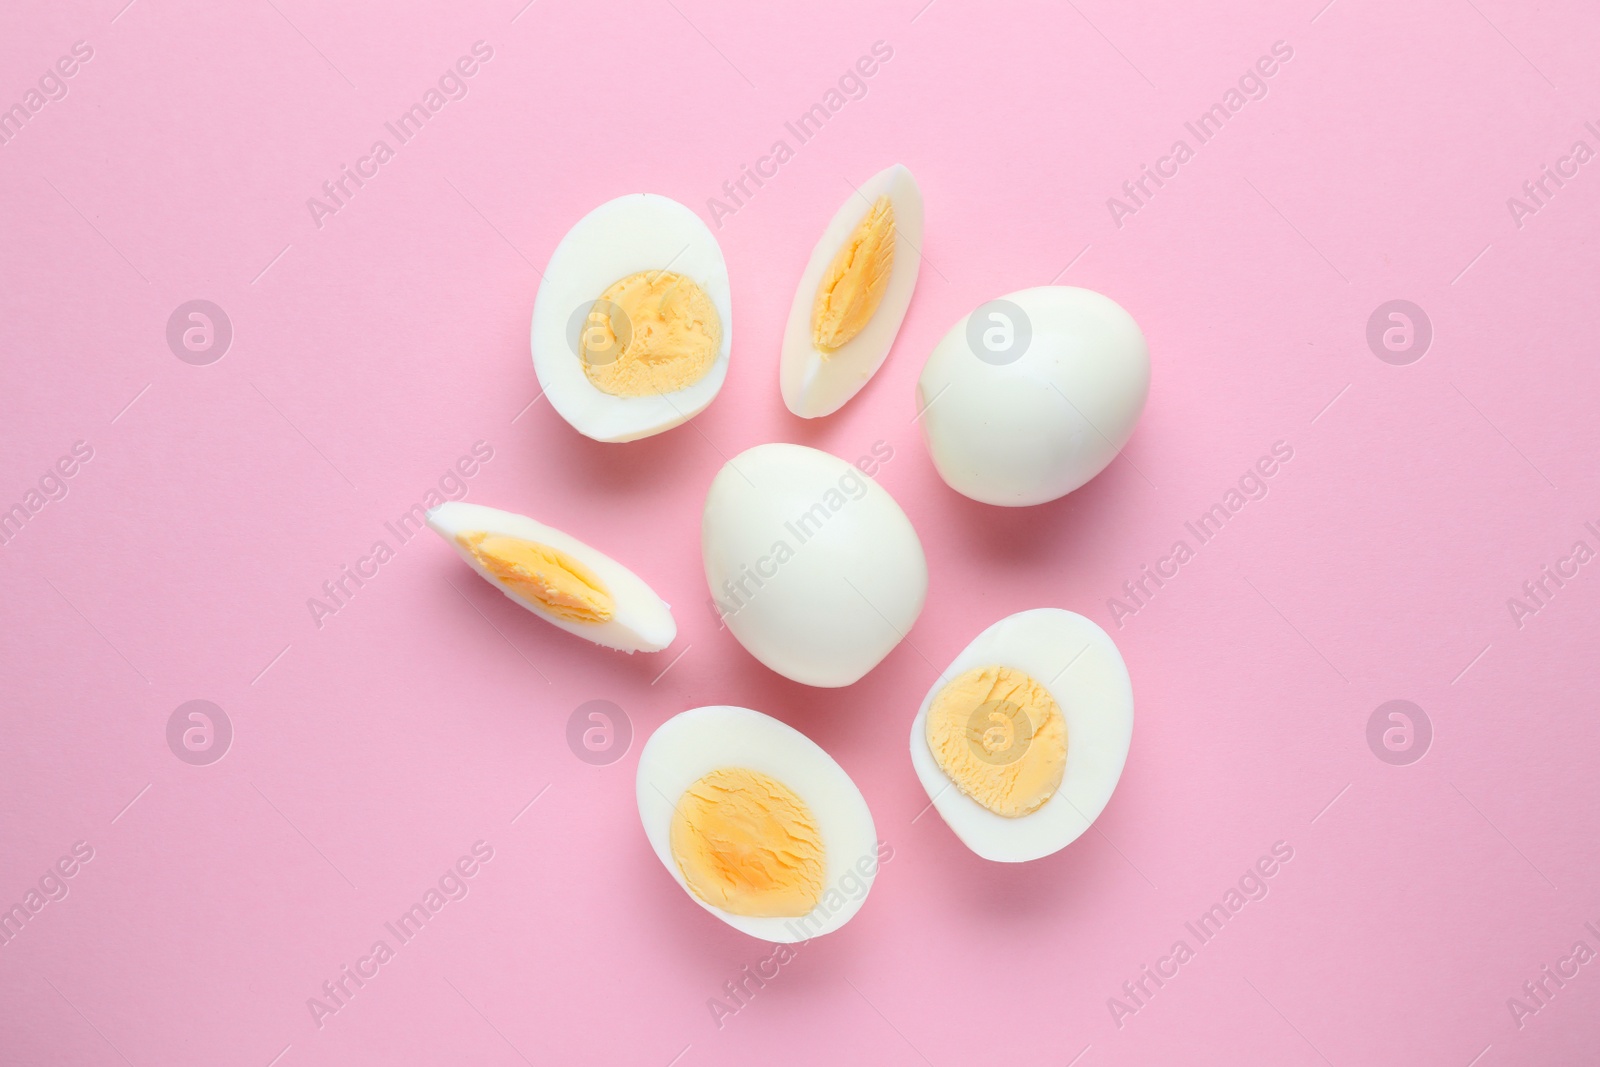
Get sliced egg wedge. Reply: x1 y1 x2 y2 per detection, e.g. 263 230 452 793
637 706 881 941
427 501 675 653
909 609 1133 862
780 165 924 418
531 194 732 442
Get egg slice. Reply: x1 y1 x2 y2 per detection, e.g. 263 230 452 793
780 165 925 418
531 194 732 442
637 705 880 941
916 286 1149 505
909 609 1133 862
427 501 675 653
702 443 927 687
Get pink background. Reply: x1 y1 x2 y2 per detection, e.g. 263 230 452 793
4 0 1599 1063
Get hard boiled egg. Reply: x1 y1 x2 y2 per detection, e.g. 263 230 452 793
702 443 927 687
781 165 925 418
909 609 1133 862
637 705 881 941
531 194 732 442
427 502 674 652
916 286 1149 505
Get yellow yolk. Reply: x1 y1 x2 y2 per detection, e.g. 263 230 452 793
669 768 825 918
580 270 721 397
925 665 1067 818
811 195 896 352
456 532 613 624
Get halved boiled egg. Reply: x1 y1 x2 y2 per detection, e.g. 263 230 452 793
637 705 881 941
909 609 1133 862
702 443 927 687
780 165 924 418
427 502 675 652
531 194 732 442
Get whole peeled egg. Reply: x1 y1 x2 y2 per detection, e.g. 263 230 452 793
702 443 927 687
915 286 1149 506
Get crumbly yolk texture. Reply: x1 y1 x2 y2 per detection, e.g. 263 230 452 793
925 665 1067 819
580 270 721 397
456 532 613 624
670 768 825 918
810 195 896 353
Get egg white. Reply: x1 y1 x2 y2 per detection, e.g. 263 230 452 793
781 164 925 419
701 443 928 688
909 609 1133 862
427 501 675 653
531 194 732 442
916 286 1149 506
636 706 880 942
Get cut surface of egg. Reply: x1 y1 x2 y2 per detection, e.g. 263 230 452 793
781 165 924 418
427 501 675 653
531 194 732 442
702 443 927 687
637 705 880 941
909 609 1133 862
916 286 1149 506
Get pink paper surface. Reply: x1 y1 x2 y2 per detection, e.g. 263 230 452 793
4 1 1598 1064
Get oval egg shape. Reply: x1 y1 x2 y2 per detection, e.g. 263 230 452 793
909 608 1133 862
916 286 1149 505
637 705 881 942
702 443 927 687
531 194 732 442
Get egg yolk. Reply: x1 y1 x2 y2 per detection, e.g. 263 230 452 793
811 195 896 353
925 665 1067 818
580 270 720 397
669 768 825 918
456 532 613 624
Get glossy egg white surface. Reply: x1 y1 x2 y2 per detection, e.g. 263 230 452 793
909 609 1133 862
427 501 675 653
636 705 880 942
531 194 732 443
702 443 927 687
916 286 1149 506
780 164 925 419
